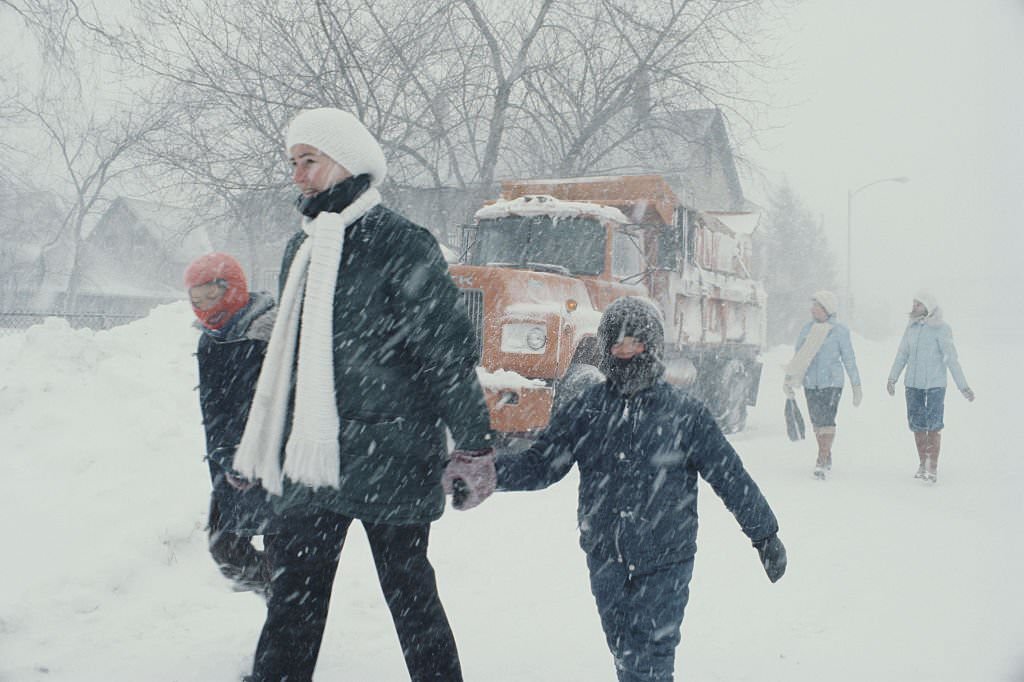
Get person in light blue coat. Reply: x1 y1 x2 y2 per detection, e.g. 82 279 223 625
784 290 862 479
887 292 974 483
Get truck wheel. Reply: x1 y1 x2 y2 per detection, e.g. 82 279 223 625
552 363 604 413
714 359 749 434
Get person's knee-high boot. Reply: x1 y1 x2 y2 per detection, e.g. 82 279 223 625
815 429 835 469
913 432 929 478
926 431 941 480
814 428 835 478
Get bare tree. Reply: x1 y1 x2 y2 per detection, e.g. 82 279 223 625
106 0 775 235
0 0 167 311
0 0 117 72
112 0 561 225
511 0 770 177
755 180 838 345
17 93 168 311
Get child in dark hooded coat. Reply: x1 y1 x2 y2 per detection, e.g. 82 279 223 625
496 296 786 682
185 252 277 595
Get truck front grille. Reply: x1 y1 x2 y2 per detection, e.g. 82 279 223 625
457 288 485 361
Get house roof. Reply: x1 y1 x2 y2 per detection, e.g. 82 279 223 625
89 197 212 264
587 108 750 213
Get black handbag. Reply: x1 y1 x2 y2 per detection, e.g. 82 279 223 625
785 397 806 441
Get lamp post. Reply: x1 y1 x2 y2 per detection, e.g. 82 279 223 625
846 176 909 321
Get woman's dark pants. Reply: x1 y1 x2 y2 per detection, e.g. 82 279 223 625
251 511 462 682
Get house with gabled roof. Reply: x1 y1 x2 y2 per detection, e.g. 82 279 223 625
71 197 213 315
587 107 757 215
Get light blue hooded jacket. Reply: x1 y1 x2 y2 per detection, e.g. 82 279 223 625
887 307 968 391
794 317 861 389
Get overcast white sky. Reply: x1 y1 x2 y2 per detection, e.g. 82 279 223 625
745 0 1024 335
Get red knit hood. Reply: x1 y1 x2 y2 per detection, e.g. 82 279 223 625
184 253 250 330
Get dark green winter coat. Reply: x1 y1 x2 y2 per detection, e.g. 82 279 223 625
273 204 491 524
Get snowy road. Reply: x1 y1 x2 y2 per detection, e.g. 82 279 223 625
1 304 1021 681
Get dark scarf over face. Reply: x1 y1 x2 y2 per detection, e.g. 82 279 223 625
603 354 665 397
296 173 372 218
597 297 666 396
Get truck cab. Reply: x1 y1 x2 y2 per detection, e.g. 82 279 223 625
450 175 765 437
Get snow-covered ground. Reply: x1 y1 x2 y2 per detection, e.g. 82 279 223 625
1 303 1021 681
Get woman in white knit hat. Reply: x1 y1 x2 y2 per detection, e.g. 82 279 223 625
783 290 862 480
233 108 495 682
886 292 974 484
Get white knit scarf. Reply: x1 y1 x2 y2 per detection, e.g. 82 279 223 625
233 188 381 495
784 321 833 389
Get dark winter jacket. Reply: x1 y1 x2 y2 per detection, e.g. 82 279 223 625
497 380 778 573
196 291 277 533
272 204 491 525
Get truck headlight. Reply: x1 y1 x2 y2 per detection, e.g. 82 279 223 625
501 323 548 354
526 327 547 350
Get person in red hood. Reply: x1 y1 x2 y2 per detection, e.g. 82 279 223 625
185 252 277 595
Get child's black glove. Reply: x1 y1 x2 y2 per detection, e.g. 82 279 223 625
753 534 787 583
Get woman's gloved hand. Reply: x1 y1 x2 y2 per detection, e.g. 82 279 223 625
442 448 496 510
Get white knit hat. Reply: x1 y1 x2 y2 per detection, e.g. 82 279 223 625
913 290 938 314
285 108 388 187
812 290 839 316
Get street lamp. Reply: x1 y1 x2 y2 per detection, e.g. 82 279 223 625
846 176 910 321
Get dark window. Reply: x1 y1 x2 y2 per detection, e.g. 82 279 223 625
467 215 606 276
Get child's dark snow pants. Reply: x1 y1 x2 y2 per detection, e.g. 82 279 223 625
587 555 696 682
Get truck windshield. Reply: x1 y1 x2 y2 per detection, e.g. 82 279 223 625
467 215 606 275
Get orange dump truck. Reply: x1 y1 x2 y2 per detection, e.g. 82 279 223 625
449 174 765 437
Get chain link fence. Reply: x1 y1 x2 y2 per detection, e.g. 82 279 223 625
0 311 148 336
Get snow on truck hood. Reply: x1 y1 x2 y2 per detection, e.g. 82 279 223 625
475 195 629 224
476 367 548 390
